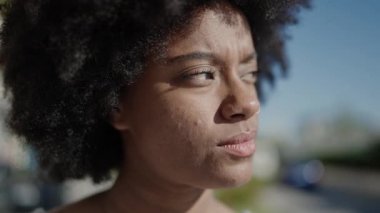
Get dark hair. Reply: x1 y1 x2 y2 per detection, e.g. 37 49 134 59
0 0 310 183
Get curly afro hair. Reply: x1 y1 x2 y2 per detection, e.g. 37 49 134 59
0 0 310 183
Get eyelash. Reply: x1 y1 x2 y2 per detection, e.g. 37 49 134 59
179 68 259 85
182 68 215 80
245 70 259 82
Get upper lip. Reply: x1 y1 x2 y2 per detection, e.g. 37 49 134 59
217 130 256 146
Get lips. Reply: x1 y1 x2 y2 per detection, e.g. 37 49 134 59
217 131 256 157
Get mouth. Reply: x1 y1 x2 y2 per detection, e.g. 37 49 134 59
217 131 256 157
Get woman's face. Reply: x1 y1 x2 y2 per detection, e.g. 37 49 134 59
114 7 260 188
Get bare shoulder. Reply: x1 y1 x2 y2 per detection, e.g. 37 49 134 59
48 192 105 213
214 199 236 213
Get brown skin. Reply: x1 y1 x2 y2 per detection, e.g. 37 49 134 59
52 5 260 213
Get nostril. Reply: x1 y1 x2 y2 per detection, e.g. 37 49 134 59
230 113 245 120
220 93 259 122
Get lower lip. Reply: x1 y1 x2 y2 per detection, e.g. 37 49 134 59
219 140 255 157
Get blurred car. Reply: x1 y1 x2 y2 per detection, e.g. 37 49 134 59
282 159 325 190
0 166 62 213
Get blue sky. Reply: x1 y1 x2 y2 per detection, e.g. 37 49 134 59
259 0 380 139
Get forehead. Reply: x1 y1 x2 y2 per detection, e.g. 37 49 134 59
165 6 254 60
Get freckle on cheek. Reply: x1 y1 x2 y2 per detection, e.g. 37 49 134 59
194 119 202 127
239 120 251 133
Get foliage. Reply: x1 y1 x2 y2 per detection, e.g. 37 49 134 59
0 0 8 17
215 178 269 212
320 138 380 170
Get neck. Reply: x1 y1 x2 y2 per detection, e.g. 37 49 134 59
102 151 219 213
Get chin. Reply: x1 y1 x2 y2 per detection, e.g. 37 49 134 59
202 158 254 189
222 166 253 188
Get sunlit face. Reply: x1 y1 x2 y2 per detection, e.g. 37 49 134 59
114 6 260 189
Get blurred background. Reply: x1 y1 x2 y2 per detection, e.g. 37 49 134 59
0 0 379 212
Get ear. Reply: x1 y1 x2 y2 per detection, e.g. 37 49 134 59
109 105 130 131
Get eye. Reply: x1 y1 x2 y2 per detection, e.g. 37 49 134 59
241 70 259 84
185 69 215 80
179 66 217 87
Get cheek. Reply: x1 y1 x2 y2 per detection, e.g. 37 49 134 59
156 95 217 152
130 90 220 162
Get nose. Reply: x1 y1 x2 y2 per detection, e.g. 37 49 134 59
220 82 260 122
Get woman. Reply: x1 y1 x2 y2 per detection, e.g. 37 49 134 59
0 0 309 212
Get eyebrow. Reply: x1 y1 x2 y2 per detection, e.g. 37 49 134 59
166 51 257 64
167 52 216 64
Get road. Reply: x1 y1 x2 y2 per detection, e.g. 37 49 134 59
256 166 380 213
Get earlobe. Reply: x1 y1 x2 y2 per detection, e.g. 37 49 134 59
110 106 130 131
